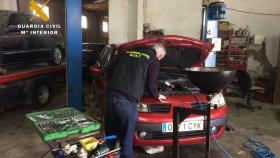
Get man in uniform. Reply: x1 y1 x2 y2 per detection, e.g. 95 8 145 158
105 44 167 158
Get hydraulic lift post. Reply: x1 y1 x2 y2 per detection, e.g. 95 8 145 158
66 0 83 110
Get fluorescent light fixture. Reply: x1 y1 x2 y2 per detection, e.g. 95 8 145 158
103 21 108 32
82 15 88 29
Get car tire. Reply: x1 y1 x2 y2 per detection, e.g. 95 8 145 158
33 81 52 106
48 47 63 65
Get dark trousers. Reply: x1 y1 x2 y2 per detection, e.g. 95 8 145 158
105 90 138 158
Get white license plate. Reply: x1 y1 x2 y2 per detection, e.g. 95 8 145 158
162 120 204 133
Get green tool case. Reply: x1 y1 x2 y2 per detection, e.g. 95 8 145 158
26 108 100 142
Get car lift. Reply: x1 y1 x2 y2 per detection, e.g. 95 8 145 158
0 0 83 110
0 64 66 111
0 64 65 85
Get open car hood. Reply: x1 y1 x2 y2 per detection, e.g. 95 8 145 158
118 35 214 68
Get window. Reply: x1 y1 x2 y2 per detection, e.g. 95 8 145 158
102 21 108 33
32 3 49 19
82 16 87 29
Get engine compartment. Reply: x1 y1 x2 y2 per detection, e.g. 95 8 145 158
145 72 200 96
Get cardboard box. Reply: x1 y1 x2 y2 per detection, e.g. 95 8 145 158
219 21 230 31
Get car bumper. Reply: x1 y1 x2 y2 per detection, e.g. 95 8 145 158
133 116 227 146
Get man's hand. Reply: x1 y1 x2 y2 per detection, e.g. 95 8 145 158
158 94 167 102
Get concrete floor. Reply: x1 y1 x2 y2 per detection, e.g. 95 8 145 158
0 83 280 158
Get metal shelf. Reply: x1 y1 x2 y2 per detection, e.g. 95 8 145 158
217 30 249 70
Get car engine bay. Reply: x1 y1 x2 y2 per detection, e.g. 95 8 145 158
145 72 200 96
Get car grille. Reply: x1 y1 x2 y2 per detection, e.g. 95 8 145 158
143 131 206 139
149 104 171 113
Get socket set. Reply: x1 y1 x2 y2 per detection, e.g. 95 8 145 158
26 108 101 142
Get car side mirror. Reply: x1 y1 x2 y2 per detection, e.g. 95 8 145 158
6 25 19 33
90 66 105 74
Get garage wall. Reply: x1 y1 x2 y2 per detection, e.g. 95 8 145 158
127 0 138 41
0 0 17 11
82 10 104 43
48 0 65 38
109 0 128 44
144 0 280 74
108 0 139 44
226 0 280 70
144 0 202 39
108 0 202 43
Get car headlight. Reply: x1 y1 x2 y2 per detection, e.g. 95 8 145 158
137 103 149 112
210 93 226 108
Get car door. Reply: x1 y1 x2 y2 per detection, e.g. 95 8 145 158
1 13 30 64
91 44 116 111
96 44 116 69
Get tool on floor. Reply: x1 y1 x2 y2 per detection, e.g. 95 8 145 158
51 149 65 158
143 146 164 155
243 134 277 158
80 137 99 152
92 142 111 157
77 148 88 158
27 108 121 158
25 108 101 142
79 135 117 152
64 144 78 155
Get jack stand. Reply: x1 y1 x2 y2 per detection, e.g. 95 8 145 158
172 103 211 158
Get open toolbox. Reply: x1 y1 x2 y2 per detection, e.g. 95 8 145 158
25 108 101 142
51 142 120 158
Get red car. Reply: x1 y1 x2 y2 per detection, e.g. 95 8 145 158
91 35 228 146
